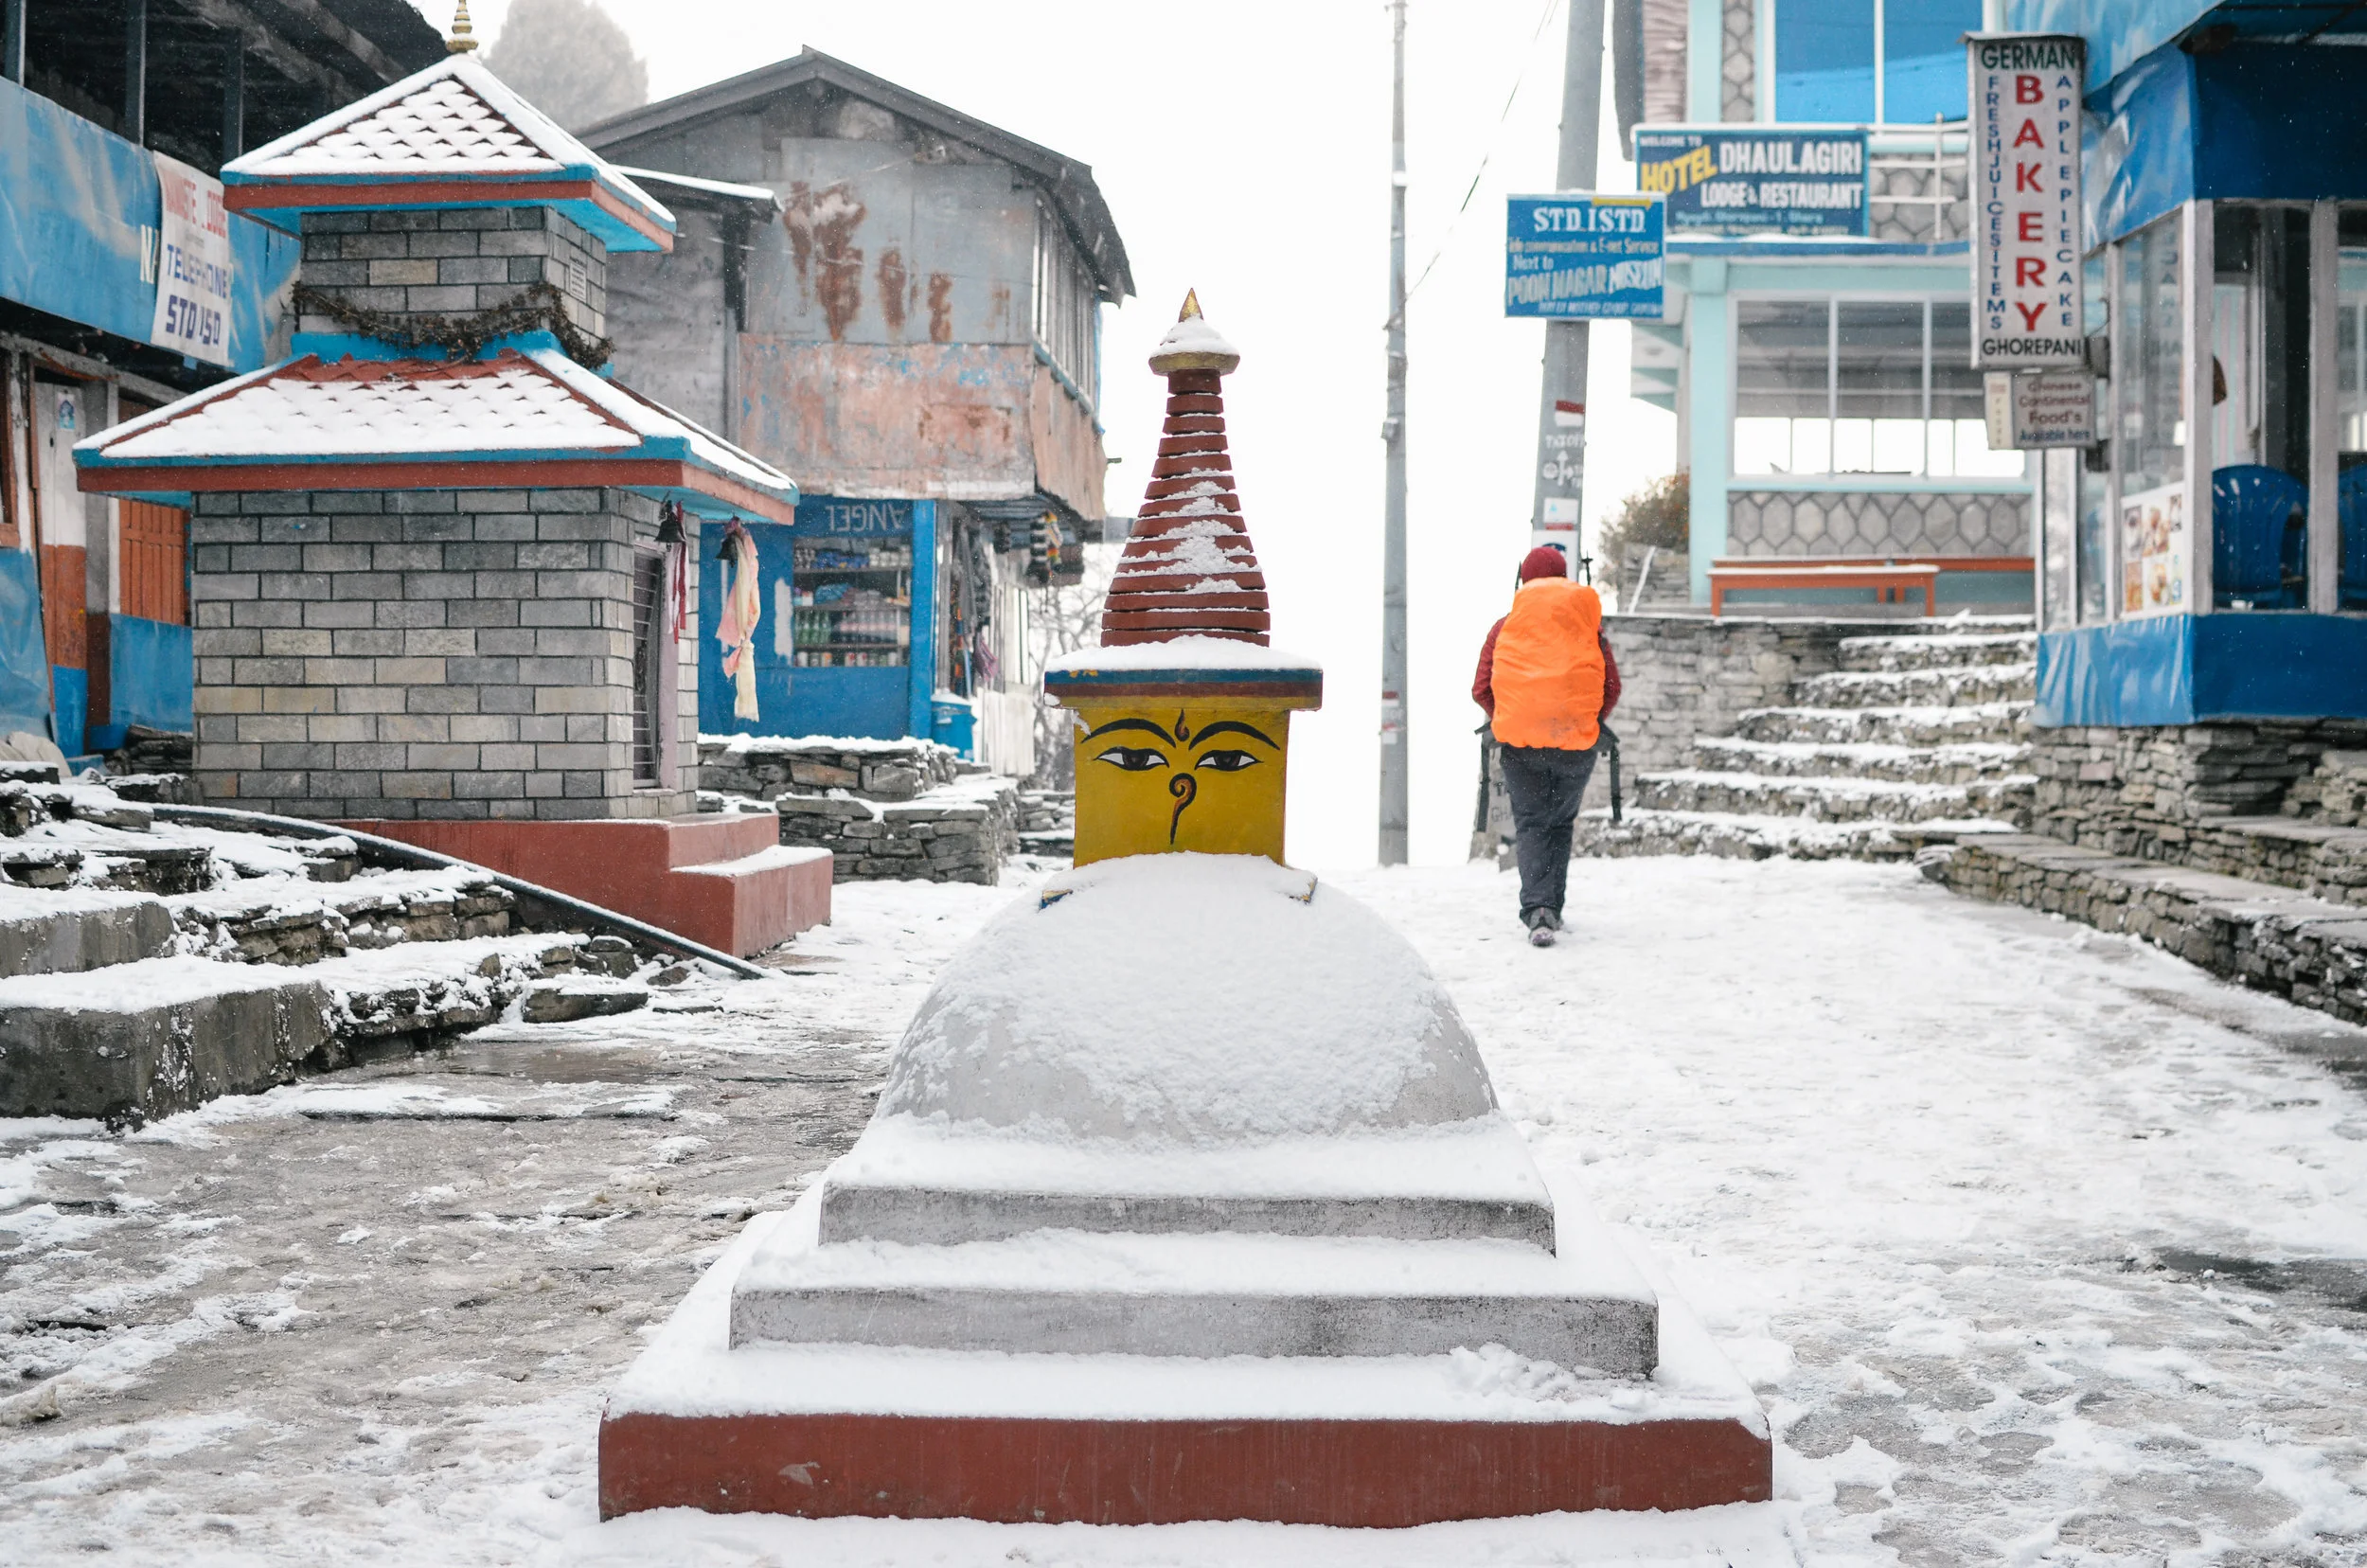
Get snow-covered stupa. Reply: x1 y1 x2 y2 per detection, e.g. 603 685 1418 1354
599 298 1771 1527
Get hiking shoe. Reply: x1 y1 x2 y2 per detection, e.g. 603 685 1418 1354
1527 924 1557 948
1539 909 1564 932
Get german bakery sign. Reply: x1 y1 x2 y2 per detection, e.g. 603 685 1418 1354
1968 34 2084 368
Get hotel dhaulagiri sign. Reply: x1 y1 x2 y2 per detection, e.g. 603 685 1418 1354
1631 128 1869 238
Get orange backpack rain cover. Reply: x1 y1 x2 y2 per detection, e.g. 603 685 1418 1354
1487 579 1605 751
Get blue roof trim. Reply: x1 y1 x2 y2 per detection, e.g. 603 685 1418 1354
1670 237 1970 258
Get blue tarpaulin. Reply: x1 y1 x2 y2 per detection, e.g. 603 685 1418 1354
0 76 298 372
0 551 54 740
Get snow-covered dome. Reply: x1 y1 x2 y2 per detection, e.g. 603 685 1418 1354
874 853 1497 1145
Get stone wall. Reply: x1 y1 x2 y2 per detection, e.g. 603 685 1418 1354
1597 613 1900 782
190 486 697 821
698 738 1017 884
297 206 609 343
2026 722 2367 905
2030 721 2367 848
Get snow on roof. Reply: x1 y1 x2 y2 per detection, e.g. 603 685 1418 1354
222 56 674 251
1045 635 1319 675
74 347 796 515
1151 311 1238 366
613 165 782 208
90 353 637 460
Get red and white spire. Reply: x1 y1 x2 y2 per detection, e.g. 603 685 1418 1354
1101 293 1272 648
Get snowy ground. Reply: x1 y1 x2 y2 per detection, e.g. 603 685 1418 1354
4 857 2366 1565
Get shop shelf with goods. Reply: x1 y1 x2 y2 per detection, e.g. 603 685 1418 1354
791 539 913 669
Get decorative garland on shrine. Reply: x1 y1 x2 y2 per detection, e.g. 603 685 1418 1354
292 281 614 369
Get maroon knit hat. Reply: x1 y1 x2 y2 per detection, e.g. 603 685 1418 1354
1519 545 1569 582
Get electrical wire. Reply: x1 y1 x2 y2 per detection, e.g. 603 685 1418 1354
1388 0 1566 330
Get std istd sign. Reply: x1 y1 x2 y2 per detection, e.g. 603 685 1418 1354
1504 194 1665 320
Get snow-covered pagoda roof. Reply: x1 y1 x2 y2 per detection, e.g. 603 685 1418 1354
72 347 793 522
222 56 676 254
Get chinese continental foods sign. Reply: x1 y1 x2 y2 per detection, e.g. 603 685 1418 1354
1968 34 2085 367
1504 194 1664 320
1631 128 1867 238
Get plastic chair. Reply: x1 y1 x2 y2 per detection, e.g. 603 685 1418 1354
2211 465 2306 609
2340 466 2367 610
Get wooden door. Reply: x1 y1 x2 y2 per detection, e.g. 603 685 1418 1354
119 499 187 626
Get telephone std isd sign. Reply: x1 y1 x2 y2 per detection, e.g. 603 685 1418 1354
1504 193 1665 320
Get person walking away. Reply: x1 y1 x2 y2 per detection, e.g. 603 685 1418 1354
1472 546 1620 947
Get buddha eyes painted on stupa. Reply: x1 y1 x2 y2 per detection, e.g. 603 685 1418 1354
1095 745 1167 773
1083 717 1276 777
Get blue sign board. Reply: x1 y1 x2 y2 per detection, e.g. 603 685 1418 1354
790 496 914 538
1632 127 1869 238
1504 194 1665 319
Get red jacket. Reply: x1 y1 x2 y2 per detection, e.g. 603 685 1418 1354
1472 619 1620 725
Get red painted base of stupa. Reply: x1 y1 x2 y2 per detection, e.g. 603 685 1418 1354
597 1407 1772 1525
596 1208 1772 1528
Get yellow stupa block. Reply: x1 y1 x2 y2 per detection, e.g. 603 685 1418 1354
1067 700 1295 866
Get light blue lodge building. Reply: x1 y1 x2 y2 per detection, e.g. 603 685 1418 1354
1628 0 2364 800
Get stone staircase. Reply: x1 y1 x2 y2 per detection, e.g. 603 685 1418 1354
0 773 685 1128
1578 624 2038 861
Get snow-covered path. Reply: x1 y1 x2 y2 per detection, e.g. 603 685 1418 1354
3 858 2365 1565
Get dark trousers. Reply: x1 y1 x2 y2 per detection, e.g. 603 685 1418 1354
1498 740 1598 918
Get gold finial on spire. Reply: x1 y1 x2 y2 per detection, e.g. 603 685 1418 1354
447 0 480 52
1148 288 1239 376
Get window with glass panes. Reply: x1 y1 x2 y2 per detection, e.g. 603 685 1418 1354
1733 297 2023 478
1771 0 1983 124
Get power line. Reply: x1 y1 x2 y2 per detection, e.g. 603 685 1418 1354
1388 0 1564 328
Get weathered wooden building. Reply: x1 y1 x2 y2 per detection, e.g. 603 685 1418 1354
582 51 1133 773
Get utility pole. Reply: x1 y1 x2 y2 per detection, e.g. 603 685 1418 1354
1531 0 1606 572
1379 0 1410 866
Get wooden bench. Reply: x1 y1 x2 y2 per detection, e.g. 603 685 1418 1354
1706 556 2035 617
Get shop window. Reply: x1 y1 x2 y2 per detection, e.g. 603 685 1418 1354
2333 208 2367 610
791 536 913 668
1772 0 1979 124
2078 252 2110 623
1733 295 2021 478
2211 205 2312 610
2116 216 2185 498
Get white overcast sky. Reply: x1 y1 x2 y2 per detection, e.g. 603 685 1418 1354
412 0 1680 868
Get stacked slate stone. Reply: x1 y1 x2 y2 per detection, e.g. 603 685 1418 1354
1101 293 1271 648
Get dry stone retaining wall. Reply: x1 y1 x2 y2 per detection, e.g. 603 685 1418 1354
698 738 1017 884
2028 722 2367 906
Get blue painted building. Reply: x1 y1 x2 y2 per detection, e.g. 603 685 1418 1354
0 0 441 760
2006 0 2367 725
